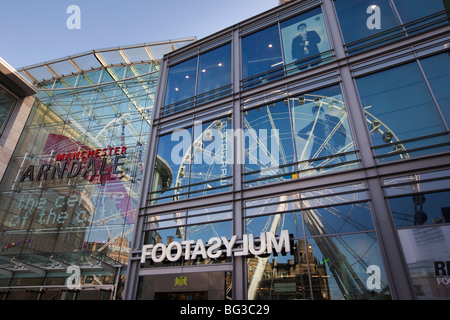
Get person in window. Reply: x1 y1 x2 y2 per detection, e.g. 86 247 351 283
291 23 321 62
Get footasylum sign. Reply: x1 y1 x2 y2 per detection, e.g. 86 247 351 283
141 230 292 263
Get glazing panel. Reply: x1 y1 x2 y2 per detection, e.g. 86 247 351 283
187 211 232 225
0 87 17 134
197 44 231 95
246 211 304 238
244 85 357 187
164 57 198 107
0 188 92 255
420 53 450 128
241 24 283 80
292 85 356 173
306 233 390 300
356 62 450 161
280 6 332 67
334 0 402 44
151 129 192 201
184 220 233 265
301 191 368 209
245 193 300 211
189 117 232 196
388 191 450 227
247 241 312 300
185 220 232 242
303 202 374 236
244 100 295 174
189 204 232 216
397 225 450 299
394 0 449 23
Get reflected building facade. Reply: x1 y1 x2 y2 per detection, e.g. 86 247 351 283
127 0 450 300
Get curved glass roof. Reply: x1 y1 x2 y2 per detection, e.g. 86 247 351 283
17 38 196 85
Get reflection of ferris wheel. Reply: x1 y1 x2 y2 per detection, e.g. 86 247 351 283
240 95 398 300
164 95 400 299
243 94 408 182
169 95 408 195
173 118 232 198
246 194 386 300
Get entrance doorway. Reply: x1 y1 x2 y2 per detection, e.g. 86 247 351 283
138 271 232 300
154 291 208 300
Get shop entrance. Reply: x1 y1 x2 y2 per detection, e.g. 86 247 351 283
138 271 232 300
154 291 208 300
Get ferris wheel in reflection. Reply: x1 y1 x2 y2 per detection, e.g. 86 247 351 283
162 93 405 299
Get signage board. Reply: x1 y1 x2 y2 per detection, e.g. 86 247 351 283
141 230 292 263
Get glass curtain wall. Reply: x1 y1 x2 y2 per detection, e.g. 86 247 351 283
162 43 232 116
150 115 233 203
241 6 333 90
243 84 358 188
355 53 450 163
0 57 159 298
0 86 18 136
383 169 450 299
333 0 450 55
245 183 390 300
142 203 233 268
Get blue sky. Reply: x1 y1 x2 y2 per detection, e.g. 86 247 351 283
0 0 277 69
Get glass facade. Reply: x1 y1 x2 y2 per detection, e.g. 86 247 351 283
384 170 450 299
0 40 194 300
0 86 18 136
162 43 232 116
245 184 389 300
243 84 358 187
334 0 450 54
1 0 449 301
241 6 333 89
356 58 450 162
130 0 450 301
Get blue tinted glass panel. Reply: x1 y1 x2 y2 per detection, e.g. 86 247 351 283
0 87 17 134
164 57 198 106
280 7 332 66
246 212 304 238
389 191 450 228
356 62 450 160
334 0 402 47
151 130 192 202
307 233 390 299
244 100 296 171
241 24 283 79
244 85 358 187
292 85 356 166
197 44 231 95
303 203 374 236
420 53 450 128
394 0 449 23
189 117 232 197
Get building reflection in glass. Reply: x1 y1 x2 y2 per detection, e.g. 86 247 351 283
246 185 391 300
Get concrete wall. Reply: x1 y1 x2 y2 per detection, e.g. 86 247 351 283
0 95 35 180
0 57 36 182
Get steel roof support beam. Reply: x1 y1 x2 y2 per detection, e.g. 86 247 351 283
11 258 46 277
88 255 118 274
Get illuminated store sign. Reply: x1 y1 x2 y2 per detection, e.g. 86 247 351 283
19 145 127 182
141 230 292 263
